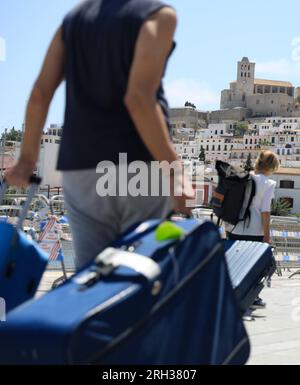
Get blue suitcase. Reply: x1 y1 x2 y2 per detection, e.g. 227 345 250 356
225 240 276 312
0 220 250 365
0 177 48 313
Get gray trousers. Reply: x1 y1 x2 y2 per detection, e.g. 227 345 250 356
63 169 173 270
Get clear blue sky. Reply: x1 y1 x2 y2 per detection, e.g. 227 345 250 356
1 0 300 134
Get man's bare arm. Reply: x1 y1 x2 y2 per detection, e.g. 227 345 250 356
124 7 178 164
6 26 65 186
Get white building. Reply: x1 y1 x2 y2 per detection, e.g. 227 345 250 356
13 126 63 189
38 125 63 188
203 123 234 138
173 141 199 160
271 168 300 214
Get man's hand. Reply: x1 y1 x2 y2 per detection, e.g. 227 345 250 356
5 161 35 187
171 173 196 216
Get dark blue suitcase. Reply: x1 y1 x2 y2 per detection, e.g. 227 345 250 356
0 220 250 365
0 177 48 313
225 241 276 312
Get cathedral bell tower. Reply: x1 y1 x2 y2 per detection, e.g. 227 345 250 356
236 57 255 97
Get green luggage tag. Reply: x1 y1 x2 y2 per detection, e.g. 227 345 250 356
155 221 185 242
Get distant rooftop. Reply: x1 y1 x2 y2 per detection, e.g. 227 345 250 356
254 79 293 88
276 167 300 175
230 79 293 88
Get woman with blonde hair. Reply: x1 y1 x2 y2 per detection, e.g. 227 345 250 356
227 150 280 309
228 150 279 243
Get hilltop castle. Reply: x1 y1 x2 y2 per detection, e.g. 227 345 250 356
221 57 300 118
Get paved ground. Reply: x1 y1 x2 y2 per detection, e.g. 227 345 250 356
246 272 300 365
39 269 300 365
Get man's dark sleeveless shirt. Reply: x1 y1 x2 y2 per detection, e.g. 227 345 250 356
58 0 174 170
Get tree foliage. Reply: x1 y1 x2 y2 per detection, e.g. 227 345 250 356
234 122 249 137
185 101 196 109
271 198 292 217
199 147 206 162
244 153 254 172
1 127 23 145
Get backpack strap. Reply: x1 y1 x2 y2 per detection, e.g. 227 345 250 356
243 178 256 227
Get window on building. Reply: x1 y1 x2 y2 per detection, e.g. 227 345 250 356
248 73 250 78
280 197 294 209
45 139 48 143
55 140 61 145
241 72 243 77
218 145 221 151
256 100 260 105
280 180 295 189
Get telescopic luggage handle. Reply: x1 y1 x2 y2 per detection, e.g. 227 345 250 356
0 176 42 229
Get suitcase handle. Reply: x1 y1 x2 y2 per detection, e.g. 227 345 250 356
0 176 42 229
166 210 192 220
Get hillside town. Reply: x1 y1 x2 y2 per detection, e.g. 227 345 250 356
2 57 299 215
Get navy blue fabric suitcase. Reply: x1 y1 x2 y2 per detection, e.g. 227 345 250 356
225 241 276 312
0 220 250 365
0 177 48 312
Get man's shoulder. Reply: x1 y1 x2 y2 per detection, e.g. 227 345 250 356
63 0 94 23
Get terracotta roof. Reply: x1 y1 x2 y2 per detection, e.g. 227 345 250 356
230 79 293 87
254 79 293 87
276 168 300 175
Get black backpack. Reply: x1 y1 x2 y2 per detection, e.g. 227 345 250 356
211 161 256 227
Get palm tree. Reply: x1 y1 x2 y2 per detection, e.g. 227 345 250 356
271 198 292 217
